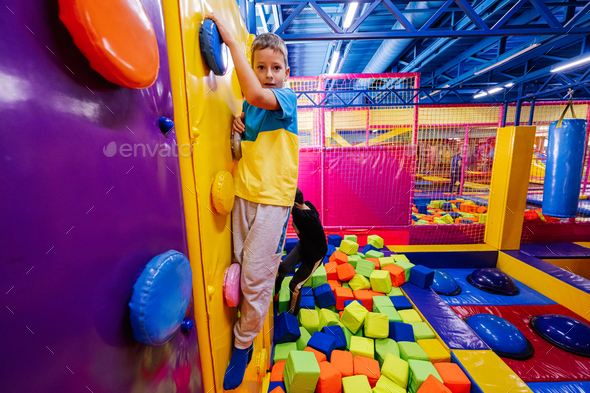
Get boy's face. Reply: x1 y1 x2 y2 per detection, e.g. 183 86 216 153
253 48 290 89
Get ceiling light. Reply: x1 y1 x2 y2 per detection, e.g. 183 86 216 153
328 51 340 75
488 87 503 94
505 82 514 87
474 43 541 75
474 92 488 99
343 3 359 29
551 54 590 73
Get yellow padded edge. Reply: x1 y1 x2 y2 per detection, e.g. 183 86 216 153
574 242 590 249
498 252 590 322
542 258 590 281
387 244 496 253
452 350 532 393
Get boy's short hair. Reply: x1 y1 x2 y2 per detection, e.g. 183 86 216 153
251 33 289 68
295 188 304 205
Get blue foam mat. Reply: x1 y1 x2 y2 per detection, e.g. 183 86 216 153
436 268 556 306
527 382 590 393
402 283 488 350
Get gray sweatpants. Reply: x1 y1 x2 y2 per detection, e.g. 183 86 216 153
232 196 290 349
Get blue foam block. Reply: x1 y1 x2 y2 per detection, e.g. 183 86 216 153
285 238 298 254
322 325 347 350
416 204 428 214
323 256 330 264
449 212 461 218
327 244 336 257
327 235 342 247
344 300 355 308
268 381 286 392
390 296 413 310
363 244 379 254
302 287 314 297
314 284 336 308
409 265 435 289
389 321 414 342
300 295 316 310
308 331 336 360
274 312 301 344
442 202 453 212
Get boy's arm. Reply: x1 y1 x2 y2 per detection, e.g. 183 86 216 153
205 13 280 111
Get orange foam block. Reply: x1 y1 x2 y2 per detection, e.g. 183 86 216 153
417 374 451 393
353 289 374 311
328 279 342 292
337 263 356 281
383 264 405 287
316 361 343 393
434 363 471 393
335 287 355 310
366 258 380 270
330 251 349 265
353 356 381 387
304 346 327 364
325 262 339 281
368 290 385 297
270 387 285 393
270 360 286 382
331 350 354 378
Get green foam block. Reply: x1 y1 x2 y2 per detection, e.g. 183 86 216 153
284 350 321 393
349 336 374 359
282 276 293 289
364 312 389 339
381 353 409 389
339 239 359 255
279 286 291 313
274 342 298 363
367 235 384 249
392 254 409 263
387 287 404 297
375 338 400 367
374 376 406 393
342 282 350 289
394 260 414 282
407 359 443 393
378 306 403 323
410 322 435 340
340 300 368 334
398 341 429 362
298 308 320 335
365 250 384 259
342 375 372 393
312 264 328 288
296 326 312 350
357 252 365 259
370 270 392 294
343 235 358 243
399 309 422 323
319 308 339 330
355 260 375 278
372 296 393 311
379 257 394 268
349 274 371 291
347 255 360 268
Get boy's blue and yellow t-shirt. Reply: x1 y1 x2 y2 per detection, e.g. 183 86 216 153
235 88 299 207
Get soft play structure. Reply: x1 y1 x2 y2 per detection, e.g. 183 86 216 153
3 1 590 393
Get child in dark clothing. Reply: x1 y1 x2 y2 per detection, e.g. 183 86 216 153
275 188 327 316
449 150 463 193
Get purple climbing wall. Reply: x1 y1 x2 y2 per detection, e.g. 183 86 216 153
0 1 203 392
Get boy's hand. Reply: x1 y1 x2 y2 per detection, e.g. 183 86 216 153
232 112 245 136
204 13 237 47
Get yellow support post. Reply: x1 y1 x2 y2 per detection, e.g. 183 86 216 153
485 126 536 250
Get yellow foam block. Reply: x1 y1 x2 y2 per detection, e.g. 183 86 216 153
452 350 533 393
374 375 405 393
342 375 371 393
399 309 422 323
417 339 451 363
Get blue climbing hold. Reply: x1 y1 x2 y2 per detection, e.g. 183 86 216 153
181 318 194 334
466 313 533 360
466 267 519 296
199 19 229 76
431 270 462 296
158 116 174 134
531 314 590 358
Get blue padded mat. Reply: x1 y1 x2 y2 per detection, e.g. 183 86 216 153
528 382 590 393
437 268 556 306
